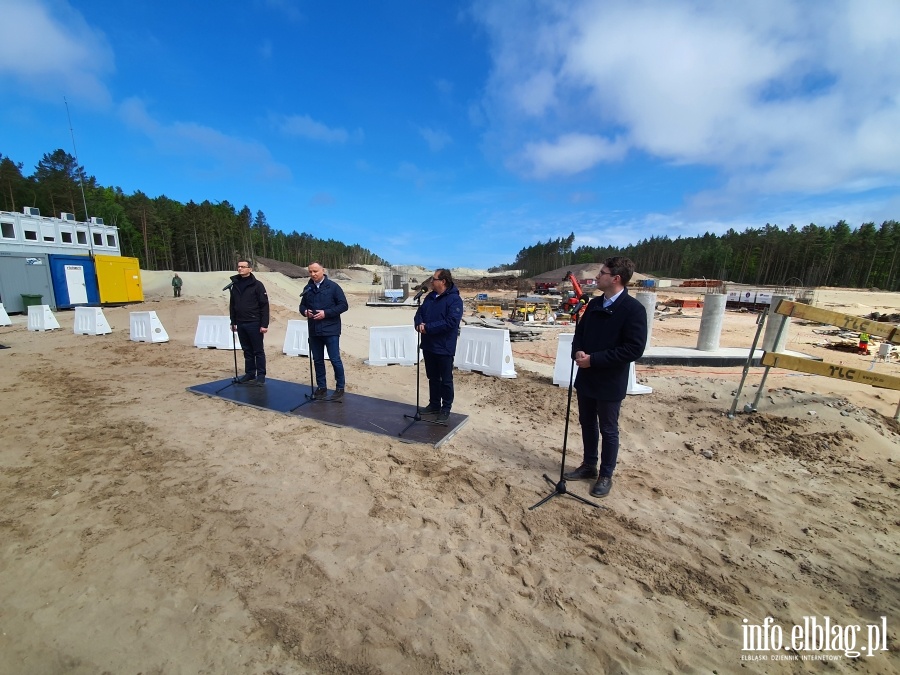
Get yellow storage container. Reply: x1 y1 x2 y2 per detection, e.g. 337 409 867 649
94 254 144 303
476 304 503 318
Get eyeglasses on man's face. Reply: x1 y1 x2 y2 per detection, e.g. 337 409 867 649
597 270 616 278
237 264 250 269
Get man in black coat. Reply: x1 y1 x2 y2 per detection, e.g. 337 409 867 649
564 256 647 498
229 259 270 385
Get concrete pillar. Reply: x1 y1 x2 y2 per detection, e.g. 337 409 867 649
696 293 727 351
762 295 793 352
635 292 656 346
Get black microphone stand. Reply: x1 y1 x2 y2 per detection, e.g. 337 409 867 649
215 283 240 394
399 286 445 436
529 306 601 510
291 288 322 411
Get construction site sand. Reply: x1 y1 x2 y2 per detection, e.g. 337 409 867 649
0 270 898 673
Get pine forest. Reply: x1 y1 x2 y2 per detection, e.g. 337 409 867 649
3 149 898 290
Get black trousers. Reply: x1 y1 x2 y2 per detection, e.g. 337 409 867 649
423 351 454 412
236 322 266 377
576 392 622 478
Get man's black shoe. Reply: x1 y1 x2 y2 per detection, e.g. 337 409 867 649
329 388 344 401
436 411 450 423
419 404 440 416
563 464 599 481
253 376 266 386
590 476 613 498
312 388 328 400
237 374 256 384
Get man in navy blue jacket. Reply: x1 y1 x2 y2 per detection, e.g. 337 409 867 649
565 257 647 498
299 262 349 401
414 268 464 422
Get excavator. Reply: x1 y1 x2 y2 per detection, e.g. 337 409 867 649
559 271 588 318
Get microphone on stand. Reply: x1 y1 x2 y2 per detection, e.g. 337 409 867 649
222 281 234 291
299 285 312 315
412 281 430 302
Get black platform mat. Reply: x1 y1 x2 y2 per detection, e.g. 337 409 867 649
188 378 468 447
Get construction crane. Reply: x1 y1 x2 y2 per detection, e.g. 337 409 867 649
559 270 588 318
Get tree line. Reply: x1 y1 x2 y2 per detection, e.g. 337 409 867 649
6 148 897 289
0 149 389 272
507 221 900 290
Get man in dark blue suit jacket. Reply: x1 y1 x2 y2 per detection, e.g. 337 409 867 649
565 257 647 498
299 262 349 401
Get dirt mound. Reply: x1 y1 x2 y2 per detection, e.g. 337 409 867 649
255 256 308 278
455 275 523 292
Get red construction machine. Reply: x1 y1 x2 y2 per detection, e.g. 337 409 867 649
559 271 588 317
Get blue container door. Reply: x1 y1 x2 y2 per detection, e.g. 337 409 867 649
48 255 99 308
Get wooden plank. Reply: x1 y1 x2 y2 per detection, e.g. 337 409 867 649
774 300 900 344
760 352 900 391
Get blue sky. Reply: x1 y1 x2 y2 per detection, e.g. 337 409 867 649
2 0 900 270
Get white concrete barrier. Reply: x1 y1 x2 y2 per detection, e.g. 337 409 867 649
194 315 238 349
553 333 575 386
129 311 169 343
877 342 897 361
283 319 309 356
454 326 516 378
27 305 61 331
0 303 10 326
553 333 652 394
282 320 330 360
365 325 419 366
626 362 652 395
74 307 112 335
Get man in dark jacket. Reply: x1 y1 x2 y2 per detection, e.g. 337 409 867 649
414 268 464 422
564 256 647 498
229 259 269 385
299 262 349 401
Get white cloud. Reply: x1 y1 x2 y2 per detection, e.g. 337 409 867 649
120 97 291 182
511 69 557 116
419 126 452 152
516 133 627 178
0 0 113 106
474 0 900 196
272 113 362 143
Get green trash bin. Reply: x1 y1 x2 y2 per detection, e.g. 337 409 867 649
21 294 43 311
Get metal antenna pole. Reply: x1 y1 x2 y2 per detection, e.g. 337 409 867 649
64 97 93 255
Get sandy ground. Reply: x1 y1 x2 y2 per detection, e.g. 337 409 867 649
1 271 898 674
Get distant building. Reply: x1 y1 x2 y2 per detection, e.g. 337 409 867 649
0 207 121 257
